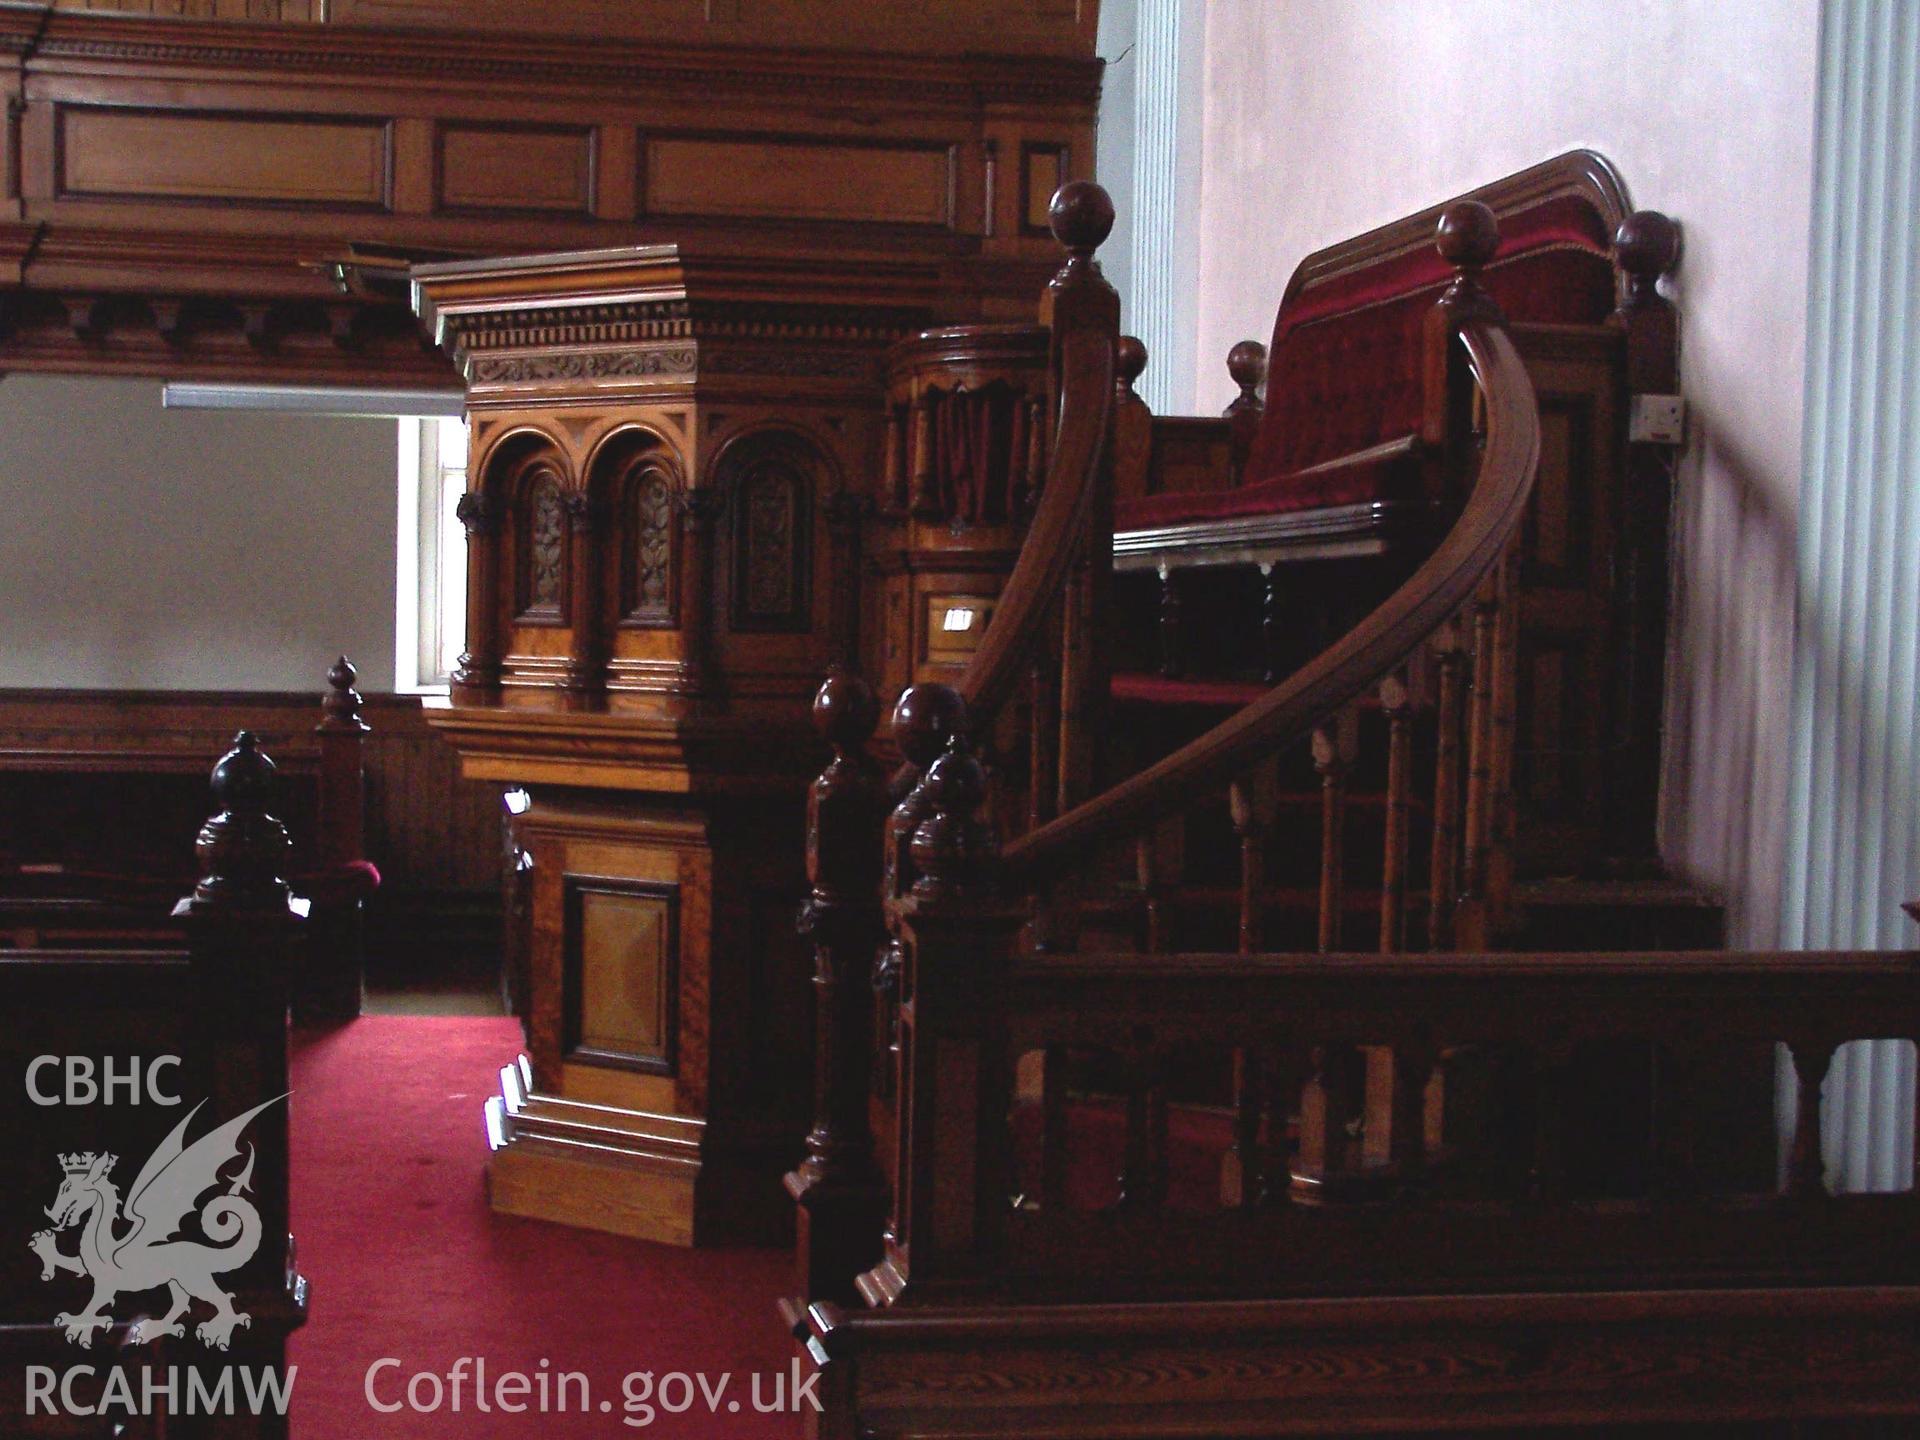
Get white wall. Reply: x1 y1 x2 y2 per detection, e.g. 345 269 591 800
1193 0 1822 946
0 375 399 692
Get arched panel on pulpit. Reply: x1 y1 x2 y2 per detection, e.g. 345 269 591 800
584 426 694 700
712 428 825 638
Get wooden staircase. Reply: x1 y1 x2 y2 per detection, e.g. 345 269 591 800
779 180 1920 1437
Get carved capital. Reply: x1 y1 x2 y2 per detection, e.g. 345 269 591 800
675 484 727 533
455 489 500 537
562 490 606 535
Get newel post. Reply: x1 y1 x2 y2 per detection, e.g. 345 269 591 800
179 731 298 1296
1223 339 1267 486
1422 201 1504 505
787 671 892 1308
1608 210 1683 862
862 689 1023 1306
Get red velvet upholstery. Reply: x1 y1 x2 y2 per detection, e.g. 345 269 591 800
1115 193 1615 533
1248 195 1613 488
1120 435 1423 526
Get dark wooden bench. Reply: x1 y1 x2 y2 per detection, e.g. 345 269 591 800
0 734 305 1439
0 658 378 1021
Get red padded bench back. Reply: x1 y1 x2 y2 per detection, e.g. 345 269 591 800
1243 188 1619 498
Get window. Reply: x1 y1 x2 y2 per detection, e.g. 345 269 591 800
396 416 469 692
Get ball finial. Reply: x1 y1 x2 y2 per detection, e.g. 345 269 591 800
1117 335 1148 388
1048 180 1115 254
1226 340 1267 391
208 730 277 814
1614 209 1680 279
892 683 967 772
812 669 880 753
1435 201 1500 270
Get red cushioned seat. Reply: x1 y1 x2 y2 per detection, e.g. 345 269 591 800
1117 433 1423 530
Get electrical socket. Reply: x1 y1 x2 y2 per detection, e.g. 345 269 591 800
1629 393 1686 446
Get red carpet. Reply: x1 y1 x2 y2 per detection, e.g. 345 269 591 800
288 1018 800 1439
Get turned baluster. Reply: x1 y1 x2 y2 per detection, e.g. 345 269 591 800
1118 1047 1170 1211
1157 563 1183 679
1135 830 1170 954
1458 578 1500 948
1427 616 1469 950
1487 543 1521 933
1313 711 1358 952
1222 1044 1268 1209
1223 339 1266 487
1229 758 1281 954
1378 670 1415 954
1259 563 1282 684
1028 630 1061 832
1787 1036 1838 1198
1293 1043 1362 1201
788 670 890 1304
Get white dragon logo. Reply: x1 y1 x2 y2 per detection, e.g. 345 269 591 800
29 1096 284 1350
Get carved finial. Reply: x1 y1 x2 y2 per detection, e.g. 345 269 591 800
1435 200 1500 272
892 682 968 775
319 655 369 734
815 669 881 756
909 735 996 900
806 670 886 906
1047 179 1115 259
1226 340 1266 400
1117 335 1148 397
1614 209 1680 309
192 730 292 913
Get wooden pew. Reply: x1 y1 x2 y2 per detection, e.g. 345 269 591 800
0 658 377 1021
0 732 305 1439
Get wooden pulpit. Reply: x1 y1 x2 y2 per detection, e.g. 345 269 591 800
412 217 1078 1242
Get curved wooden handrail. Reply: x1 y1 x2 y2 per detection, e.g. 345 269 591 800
952 186 1119 728
1000 317 1539 887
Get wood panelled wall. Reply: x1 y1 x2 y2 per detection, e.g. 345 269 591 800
0 690 502 895
0 6 1099 386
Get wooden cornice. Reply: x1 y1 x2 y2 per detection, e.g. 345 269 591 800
15 10 1103 114
413 245 960 403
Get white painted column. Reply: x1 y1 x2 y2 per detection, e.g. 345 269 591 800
1099 0 1205 416
1781 0 1920 1192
